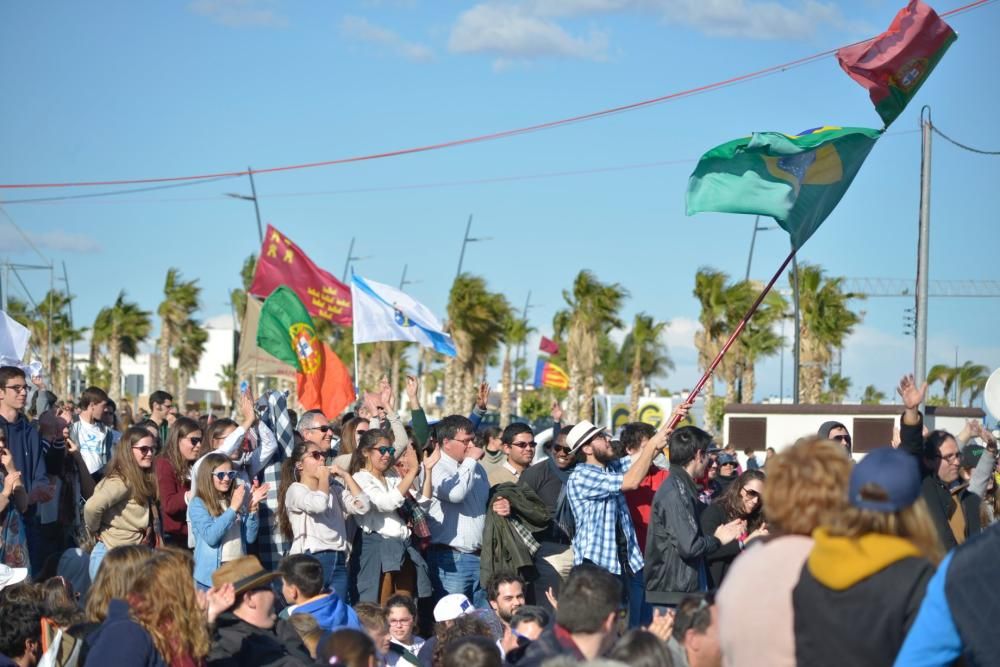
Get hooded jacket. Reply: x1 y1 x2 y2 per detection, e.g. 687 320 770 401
792 529 934 667
0 412 47 496
644 464 720 605
207 613 311 667
291 591 361 631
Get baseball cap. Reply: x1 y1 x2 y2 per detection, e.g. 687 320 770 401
433 593 475 622
849 447 921 512
0 564 29 591
717 453 737 466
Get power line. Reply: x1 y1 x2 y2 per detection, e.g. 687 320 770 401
931 124 1000 155
0 0 991 192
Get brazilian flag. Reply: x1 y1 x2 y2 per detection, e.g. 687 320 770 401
686 126 882 249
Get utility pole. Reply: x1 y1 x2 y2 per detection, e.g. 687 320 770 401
341 238 371 283
247 167 264 244
456 215 491 279
62 262 73 397
514 291 533 392
791 249 801 404
914 106 932 397
745 216 776 281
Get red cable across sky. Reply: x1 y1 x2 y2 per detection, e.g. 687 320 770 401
0 0 992 191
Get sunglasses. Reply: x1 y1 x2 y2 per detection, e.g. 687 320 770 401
743 488 761 499
375 446 396 457
551 445 572 455
306 450 334 463
307 425 332 433
188 437 203 446
132 445 155 456
213 471 238 481
832 434 852 445
510 441 537 449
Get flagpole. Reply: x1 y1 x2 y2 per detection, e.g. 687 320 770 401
666 247 798 432
353 342 360 394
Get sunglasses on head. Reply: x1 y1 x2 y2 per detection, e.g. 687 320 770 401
375 446 396 457
132 445 155 456
306 450 334 463
213 470 238 481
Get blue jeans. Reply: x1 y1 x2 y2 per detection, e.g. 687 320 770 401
426 547 486 609
628 567 652 628
309 549 349 600
88 541 108 581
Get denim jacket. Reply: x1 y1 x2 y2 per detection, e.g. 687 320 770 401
189 497 259 587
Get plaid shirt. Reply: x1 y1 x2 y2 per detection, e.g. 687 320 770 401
254 391 295 571
566 457 644 575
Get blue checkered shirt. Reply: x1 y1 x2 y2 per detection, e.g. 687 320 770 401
566 457 644 575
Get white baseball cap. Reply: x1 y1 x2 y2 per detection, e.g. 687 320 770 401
433 593 475 622
0 564 29 591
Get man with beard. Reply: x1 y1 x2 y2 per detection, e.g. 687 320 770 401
564 419 668 611
486 574 526 658
519 413 575 612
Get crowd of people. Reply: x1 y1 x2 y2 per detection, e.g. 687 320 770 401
0 363 998 667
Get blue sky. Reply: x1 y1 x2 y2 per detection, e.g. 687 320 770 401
1 0 998 405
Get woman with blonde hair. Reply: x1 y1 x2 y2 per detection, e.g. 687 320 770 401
792 446 940 666
716 437 852 667
85 548 211 666
83 426 160 579
189 452 267 591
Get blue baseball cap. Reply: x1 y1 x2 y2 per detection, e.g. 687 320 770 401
849 447 922 512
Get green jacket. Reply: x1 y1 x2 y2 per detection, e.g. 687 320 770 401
481 482 550 586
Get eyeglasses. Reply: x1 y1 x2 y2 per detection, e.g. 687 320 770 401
132 445 155 456
743 488 761 499
306 450 334 463
388 618 412 625
510 441 537 449
3 384 27 394
307 425 332 433
551 445 572 455
832 434 852 445
188 437 203 446
939 452 960 463
213 471 238 481
450 437 475 445
375 446 396 457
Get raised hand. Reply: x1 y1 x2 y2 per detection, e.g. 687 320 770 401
205 582 236 624
423 445 441 471
545 587 558 610
0 446 14 472
645 607 675 642
476 382 490 411
379 376 395 412
405 376 420 409
550 400 563 423
249 481 270 511
896 374 928 411
239 390 255 428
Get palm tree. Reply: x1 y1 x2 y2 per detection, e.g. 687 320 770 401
230 254 258 325
821 373 852 403
737 288 787 404
927 364 959 405
860 384 886 405
500 315 534 428
693 269 730 409
33 290 76 390
174 320 208 409
446 274 510 415
555 271 628 422
155 269 201 392
791 264 862 403
92 292 152 402
625 313 671 420
216 363 237 410
956 361 989 407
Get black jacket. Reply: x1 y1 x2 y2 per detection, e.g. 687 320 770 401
207 613 311 667
516 625 585 667
792 529 934 667
644 465 719 605
900 412 980 549
699 502 741 588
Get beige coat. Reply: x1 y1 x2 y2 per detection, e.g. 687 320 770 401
83 476 151 548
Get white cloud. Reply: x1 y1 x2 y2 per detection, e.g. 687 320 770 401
340 15 435 62
187 0 289 28
0 230 102 254
664 316 699 352
448 3 609 66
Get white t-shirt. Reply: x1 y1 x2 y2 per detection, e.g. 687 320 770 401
76 420 108 474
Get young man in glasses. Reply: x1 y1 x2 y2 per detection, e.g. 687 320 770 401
0 367 54 576
487 423 536 487
518 418 576 614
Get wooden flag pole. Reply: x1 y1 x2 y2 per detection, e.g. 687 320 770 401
665 247 798 432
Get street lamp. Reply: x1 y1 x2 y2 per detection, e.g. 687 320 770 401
745 216 778 281
224 166 265 244
399 264 421 290
342 237 373 282
456 214 492 279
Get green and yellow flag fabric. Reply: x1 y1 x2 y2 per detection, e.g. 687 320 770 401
257 285 356 417
686 126 882 249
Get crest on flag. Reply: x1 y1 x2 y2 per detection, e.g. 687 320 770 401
290 322 321 375
394 307 414 328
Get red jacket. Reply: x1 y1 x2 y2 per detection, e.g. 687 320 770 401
154 457 190 542
625 466 669 553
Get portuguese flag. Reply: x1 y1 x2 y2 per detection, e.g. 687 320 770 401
837 0 956 128
686 126 881 249
257 286 356 417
